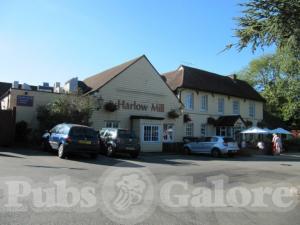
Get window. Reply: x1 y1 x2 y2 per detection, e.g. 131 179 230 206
232 100 240 115
185 123 194 136
216 127 226 136
184 93 194 110
163 124 174 142
143 125 160 142
249 102 256 118
216 127 233 137
218 98 225 114
200 95 208 111
200 124 206 136
105 121 119 128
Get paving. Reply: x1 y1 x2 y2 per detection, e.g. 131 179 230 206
0 147 299 225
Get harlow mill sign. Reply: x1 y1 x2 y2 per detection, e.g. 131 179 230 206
116 99 164 112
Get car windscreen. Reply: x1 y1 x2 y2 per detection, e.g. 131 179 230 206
223 137 235 142
118 130 136 139
70 127 97 138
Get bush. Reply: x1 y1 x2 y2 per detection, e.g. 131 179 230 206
36 95 94 134
15 121 32 142
283 138 300 151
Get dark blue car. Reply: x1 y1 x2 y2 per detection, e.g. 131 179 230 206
42 123 99 159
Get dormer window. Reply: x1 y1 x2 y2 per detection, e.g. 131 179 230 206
184 93 194 110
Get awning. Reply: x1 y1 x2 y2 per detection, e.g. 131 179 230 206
241 127 271 134
271 128 292 134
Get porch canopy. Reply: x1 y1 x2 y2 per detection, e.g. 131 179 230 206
270 128 292 134
240 127 271 134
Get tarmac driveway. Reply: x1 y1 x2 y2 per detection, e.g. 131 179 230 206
0 147 299 225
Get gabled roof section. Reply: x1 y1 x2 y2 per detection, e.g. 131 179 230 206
83 55 144 94
163 65 265 102
0 82 12 98
214 115 246 126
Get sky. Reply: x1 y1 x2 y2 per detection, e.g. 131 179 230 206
0 0 275 86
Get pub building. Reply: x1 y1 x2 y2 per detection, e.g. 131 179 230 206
83 55 183 152
0 55 264 152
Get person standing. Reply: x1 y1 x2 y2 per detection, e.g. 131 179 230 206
272 134 282 155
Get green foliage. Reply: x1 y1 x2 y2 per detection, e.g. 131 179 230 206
239 52 300 127
233 0 300 58
283 138 300 151
15 121 32 142
36 94 94 132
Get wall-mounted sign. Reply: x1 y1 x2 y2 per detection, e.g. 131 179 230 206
116 99 164 112
17 95 34 107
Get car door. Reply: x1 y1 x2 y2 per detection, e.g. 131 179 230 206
194 137 205 153
49 125 62 150
202 137 212 153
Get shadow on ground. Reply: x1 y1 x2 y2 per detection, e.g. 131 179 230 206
1 146 300 167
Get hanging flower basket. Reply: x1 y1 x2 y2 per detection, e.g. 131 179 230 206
104 101 118 112
168 109 180 118
183 114 192 123
207 117 216 125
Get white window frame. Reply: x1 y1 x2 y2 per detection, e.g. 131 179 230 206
105 120 119 128
163 124 175 143
142 125 160 143
184 93 194 110
249 102 256 118
232 100 240 115
200 95 208 112
185 123 194 136
218 98 225 114
200 124 206 136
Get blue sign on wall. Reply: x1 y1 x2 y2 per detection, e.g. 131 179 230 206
17 95 34 107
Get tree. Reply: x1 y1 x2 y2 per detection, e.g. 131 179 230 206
233 0 300 58
36 94 94 133
239 53 300 127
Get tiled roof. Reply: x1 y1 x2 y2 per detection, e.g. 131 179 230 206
83 55 144 94
78 80 91 94
0 82 12 98
163 65 265 102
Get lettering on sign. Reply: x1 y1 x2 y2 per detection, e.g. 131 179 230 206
17 95 34 107
117 100 164 112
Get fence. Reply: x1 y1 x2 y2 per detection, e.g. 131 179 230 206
0 107 16 146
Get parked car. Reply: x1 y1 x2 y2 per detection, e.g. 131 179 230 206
99 128 140 158
183 136 240 157
42 123 99 159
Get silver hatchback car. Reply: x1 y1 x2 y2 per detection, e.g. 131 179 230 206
183 136 240 157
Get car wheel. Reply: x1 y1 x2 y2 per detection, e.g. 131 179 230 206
130 152 139 159
184 147 191 155
211 148 221 158
58 144 66 159
106 145 115 157
90 153 98 159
